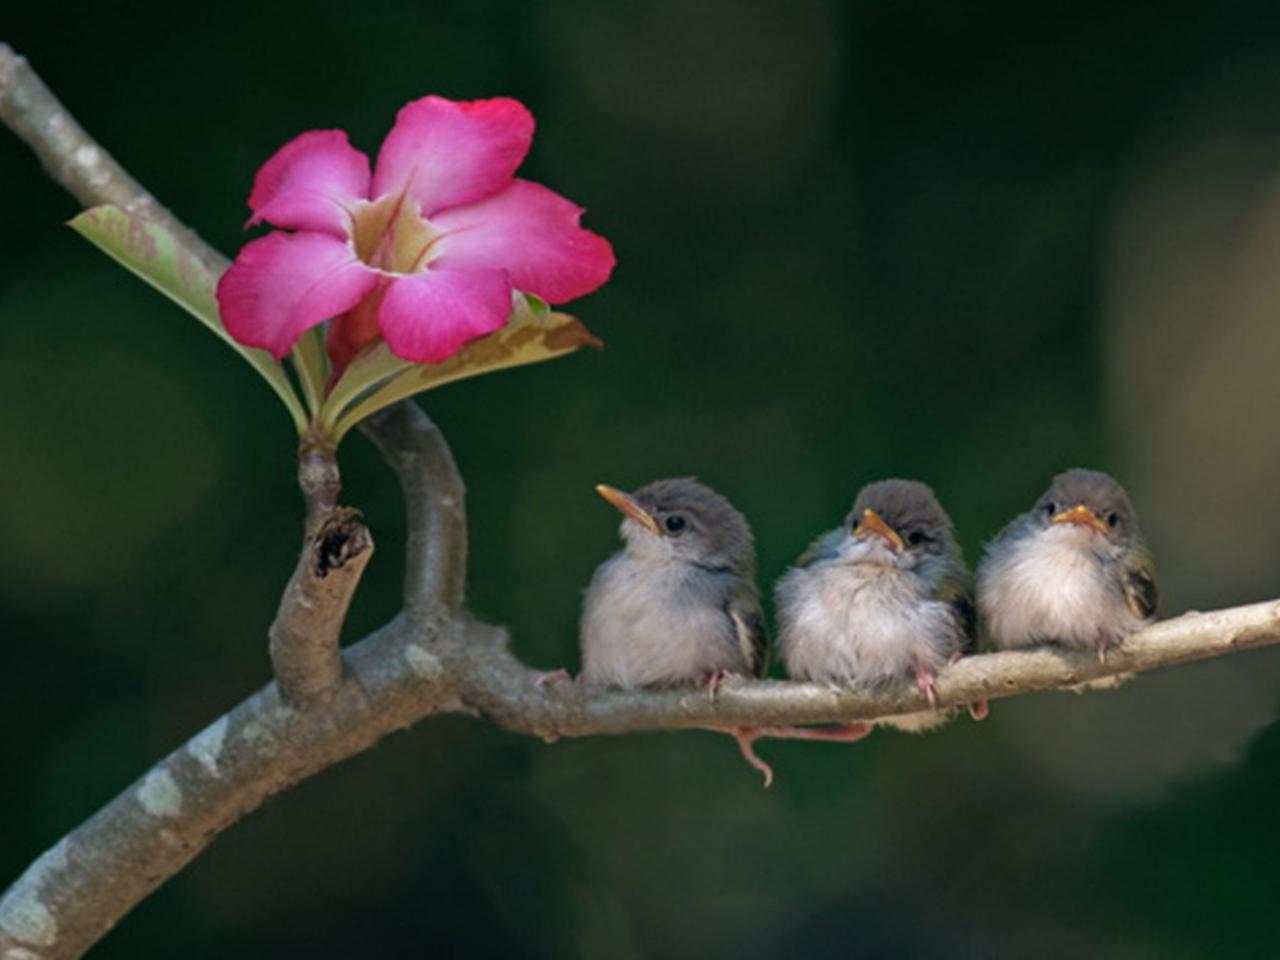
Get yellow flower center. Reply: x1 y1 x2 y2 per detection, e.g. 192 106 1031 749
349 193 443 275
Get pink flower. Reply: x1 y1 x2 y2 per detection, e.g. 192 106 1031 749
216 96 615 368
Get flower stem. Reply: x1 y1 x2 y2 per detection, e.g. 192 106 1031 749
298 428 341 534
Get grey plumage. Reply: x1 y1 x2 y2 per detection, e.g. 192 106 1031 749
775 479 973 732
977 468 1157 655
579 478 767 687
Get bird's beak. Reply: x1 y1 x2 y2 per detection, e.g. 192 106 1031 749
596 484 661 535
1051 504 1109 535
854 508 905 551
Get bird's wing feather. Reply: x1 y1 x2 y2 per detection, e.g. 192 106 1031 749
725 584 769 677
935 561 977 654
1122 544 1158 620
795 526 844 567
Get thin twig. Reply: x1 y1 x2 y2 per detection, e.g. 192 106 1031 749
0 43 227 277
360 402 468 618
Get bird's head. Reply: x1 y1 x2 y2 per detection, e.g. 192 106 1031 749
840 478 958 572
1031 468 1140 546
596 477 754 574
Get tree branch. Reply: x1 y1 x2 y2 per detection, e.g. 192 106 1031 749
453 600 1280 737
360 402 468 618
5 597 1279 960
0 619 466 960
5 40 1280 960
268 508 374 706
0 43 227 277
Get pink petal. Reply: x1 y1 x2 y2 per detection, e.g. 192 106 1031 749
430 179 615 303
370 96 533 217
217 232 379 359
248 130 370 236
376 267 513 363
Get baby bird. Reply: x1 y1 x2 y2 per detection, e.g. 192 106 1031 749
977 468 1157 658
578 478 785 782
580 478 766 687
776 479 975 732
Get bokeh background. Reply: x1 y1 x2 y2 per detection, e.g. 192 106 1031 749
5 1 1280 956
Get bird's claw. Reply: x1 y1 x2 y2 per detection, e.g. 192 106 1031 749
703 669 736 699
1095 631 1121 664
536 668 573 688
914 666 938 708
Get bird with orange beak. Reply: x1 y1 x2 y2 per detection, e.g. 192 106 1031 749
775 479 974 731
580 478 767 688
977 468 1157 658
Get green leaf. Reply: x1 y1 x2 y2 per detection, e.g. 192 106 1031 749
328 298 603 442
290 327 329 417
319 341 415 430
69 204 307 433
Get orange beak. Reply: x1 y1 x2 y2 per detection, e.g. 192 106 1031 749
596 484 661 535
854 508 905 551
1050 504 1109 535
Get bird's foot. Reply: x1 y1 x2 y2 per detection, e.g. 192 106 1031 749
535 668 573 687
1095 631 1121 664
731 727 775 788
703 668 737 699
716 723 874 788
914 665 938 708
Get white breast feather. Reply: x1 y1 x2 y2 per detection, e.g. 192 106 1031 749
777 561 962 687
580 554 744 687
978 526 1140 650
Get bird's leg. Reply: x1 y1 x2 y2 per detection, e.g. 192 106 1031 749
1095 630 1121 664
714 722 875 788
702 668 736 699
753 723 874 742
913 664 938 708
729 727 775 788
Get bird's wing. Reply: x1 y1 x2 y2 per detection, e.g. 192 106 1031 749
795 526 844 567
725 584 769 678
1122 544 1158 620
936 564 978 654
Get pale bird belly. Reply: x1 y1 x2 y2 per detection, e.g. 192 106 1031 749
781 566 958 686
981 538 1134 649
580 565 741 687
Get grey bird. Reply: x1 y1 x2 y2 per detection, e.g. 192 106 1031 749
577 478 789 783
775 479 976 732
976 468 1157 658
580 478 767 688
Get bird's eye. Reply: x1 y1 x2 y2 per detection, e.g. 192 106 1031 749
664 515 686 534
1044 502 1057 517
907 531 926 546
1107 512 1119 528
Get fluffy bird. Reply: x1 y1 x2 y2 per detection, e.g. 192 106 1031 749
580 478 767 687
577 478 791 782
776 479 975 732
977 468 1157 657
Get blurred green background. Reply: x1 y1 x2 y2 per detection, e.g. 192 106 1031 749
5 1 1280 956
